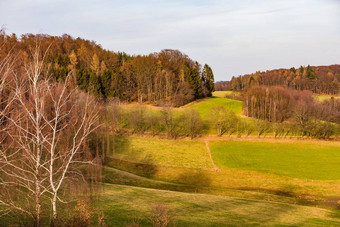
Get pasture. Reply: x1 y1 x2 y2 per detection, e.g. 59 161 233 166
113 136 212 169
184 96 242 122
210 140 340 180
97 184 340 226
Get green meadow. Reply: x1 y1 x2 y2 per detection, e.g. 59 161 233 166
184 96 243 120
210 140 340 180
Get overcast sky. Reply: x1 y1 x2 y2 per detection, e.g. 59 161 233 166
1 0 339 81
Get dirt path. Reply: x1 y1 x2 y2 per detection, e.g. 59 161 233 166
205 140 220 172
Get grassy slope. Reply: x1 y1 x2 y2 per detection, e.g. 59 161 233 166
185 96 243 120
108 136 340 203
99 93 340 225
210 140 340 180
98 184 340 226
113 136 213 169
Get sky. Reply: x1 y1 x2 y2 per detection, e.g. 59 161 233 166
0 0 340 81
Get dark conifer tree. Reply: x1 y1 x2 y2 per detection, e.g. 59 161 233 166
202 64 215 96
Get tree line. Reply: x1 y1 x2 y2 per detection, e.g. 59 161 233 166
243 85 340 138
222 65 340 95
0 30 215 106
103 96 339 140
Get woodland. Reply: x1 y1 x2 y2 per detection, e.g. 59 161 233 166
0 31 215 107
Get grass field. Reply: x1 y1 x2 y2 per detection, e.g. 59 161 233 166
314 94 340 102
184 96 243 119
113 136 213 169
212 90 239 98
210 140 340 180
97 184 340 226
108 136 340 205
99 92 340 226
122 91 243 121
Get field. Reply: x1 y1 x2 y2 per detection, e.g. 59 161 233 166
314 94 340 102
2 96 340 226
211 90 240 98
113 136 212 169
210 140 340 180
184 96 243 120
97 184 340 226
92 92 340 226
107 135 340 203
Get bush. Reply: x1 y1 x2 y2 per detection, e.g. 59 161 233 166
182 109 202 139
210 106 238 136
148 204 172 227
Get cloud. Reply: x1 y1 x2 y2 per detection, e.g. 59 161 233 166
0 0 339 80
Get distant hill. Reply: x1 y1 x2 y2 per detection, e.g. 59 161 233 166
216 65 340 94
0 31 215 106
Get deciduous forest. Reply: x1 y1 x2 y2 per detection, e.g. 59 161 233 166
0 31 215 107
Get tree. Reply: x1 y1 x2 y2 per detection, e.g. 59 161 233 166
184 62 203 98
306 65 315 80
254 119 269 137
202 64 215 96
160 107 183 139
210 106 237 136
293 101 310 136
90 53 100 75
68 50 78 70
0 47 98 226
172 81 195 107
182 109 202 139
89 71 103 97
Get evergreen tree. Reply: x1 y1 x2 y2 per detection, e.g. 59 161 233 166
89 70 103 97
202 64 215 96
306 65 316 80
100 69 113 98
299 66 304 74
184 63 203 98
76 67 90 91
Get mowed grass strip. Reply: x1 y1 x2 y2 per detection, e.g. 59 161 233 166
211 90 239 98
184 96 243 119
314 94 340 102
97 184 340 226
210 141 340 180
113 136 213 169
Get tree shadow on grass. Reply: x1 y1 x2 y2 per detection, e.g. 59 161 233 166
176 169 212 187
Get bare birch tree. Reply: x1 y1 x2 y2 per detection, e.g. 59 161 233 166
0 46 99 226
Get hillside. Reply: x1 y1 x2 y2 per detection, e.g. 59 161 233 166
99 134 340 225
97 184 340 226
218 64 340 95
0 31 214 106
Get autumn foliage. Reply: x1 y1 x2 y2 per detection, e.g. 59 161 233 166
0 30 214 106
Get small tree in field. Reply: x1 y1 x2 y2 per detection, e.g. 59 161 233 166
182 109 202 139
160 107 183 139
210 106 237 136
